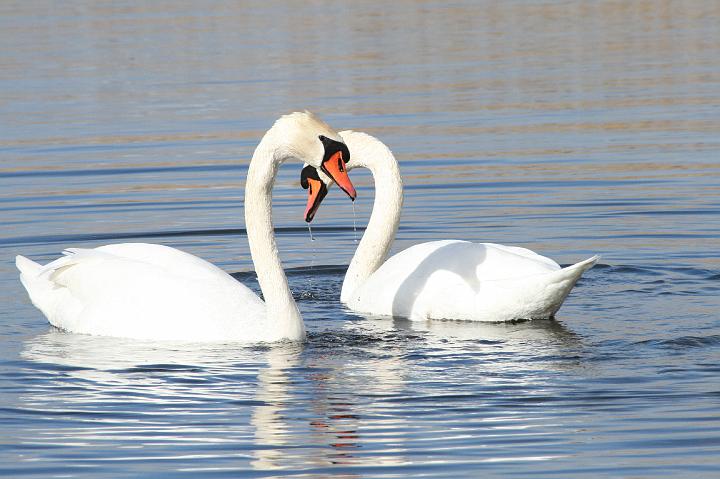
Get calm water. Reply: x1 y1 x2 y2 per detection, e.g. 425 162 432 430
1 1 719 477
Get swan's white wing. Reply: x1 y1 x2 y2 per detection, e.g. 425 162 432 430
480 243 561 272
347 240 596 322
93 243 237 281
19 245 266 341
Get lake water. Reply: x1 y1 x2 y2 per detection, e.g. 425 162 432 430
1 1 719 477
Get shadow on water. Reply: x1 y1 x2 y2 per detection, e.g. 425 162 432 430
338 308 584 352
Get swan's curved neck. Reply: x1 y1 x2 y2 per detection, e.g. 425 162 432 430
339 132 403 303
244 131 304 339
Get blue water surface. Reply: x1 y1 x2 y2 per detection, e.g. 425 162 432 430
1 1 719 477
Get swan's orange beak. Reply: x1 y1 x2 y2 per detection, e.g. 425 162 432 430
321 151 356 200
303 177 328 223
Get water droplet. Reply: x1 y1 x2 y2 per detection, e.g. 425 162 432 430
307 223 316 291
352 201 358 243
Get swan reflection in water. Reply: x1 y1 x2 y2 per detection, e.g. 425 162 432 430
19 317 583 471
248 344 408 470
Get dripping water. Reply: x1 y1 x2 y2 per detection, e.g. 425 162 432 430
307 222 316 295
352 201 358 243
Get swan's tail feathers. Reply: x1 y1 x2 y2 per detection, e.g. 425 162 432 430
16 255 42 278
17 254 54 297
566 255 600 275
16 255 44 296
16 254 86 329
555 254 600 290
16 255 55 320
530 255 600 319
542 255 600 317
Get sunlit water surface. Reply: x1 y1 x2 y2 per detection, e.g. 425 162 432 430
1 1 719 477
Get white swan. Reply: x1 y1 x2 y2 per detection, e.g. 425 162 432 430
304 130 599 322
15 112 357 342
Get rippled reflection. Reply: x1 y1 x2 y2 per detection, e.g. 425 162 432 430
16 319 590 473
22 330 253 371
250 346 300 471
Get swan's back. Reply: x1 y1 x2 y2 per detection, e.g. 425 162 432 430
16 243 267 341
347 240 597 321
94 243 233 280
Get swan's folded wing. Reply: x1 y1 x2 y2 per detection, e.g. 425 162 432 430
94 243 235 282
481 243 561 271
38 248 264 339
349 241 589 321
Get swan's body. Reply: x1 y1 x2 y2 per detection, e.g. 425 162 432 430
345 239 597 321
329 130 598 322
16 112 356 342
17 243 267 341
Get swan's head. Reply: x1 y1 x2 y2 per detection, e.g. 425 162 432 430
270 112 356 207
301 130 391 223
300 165 330 222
